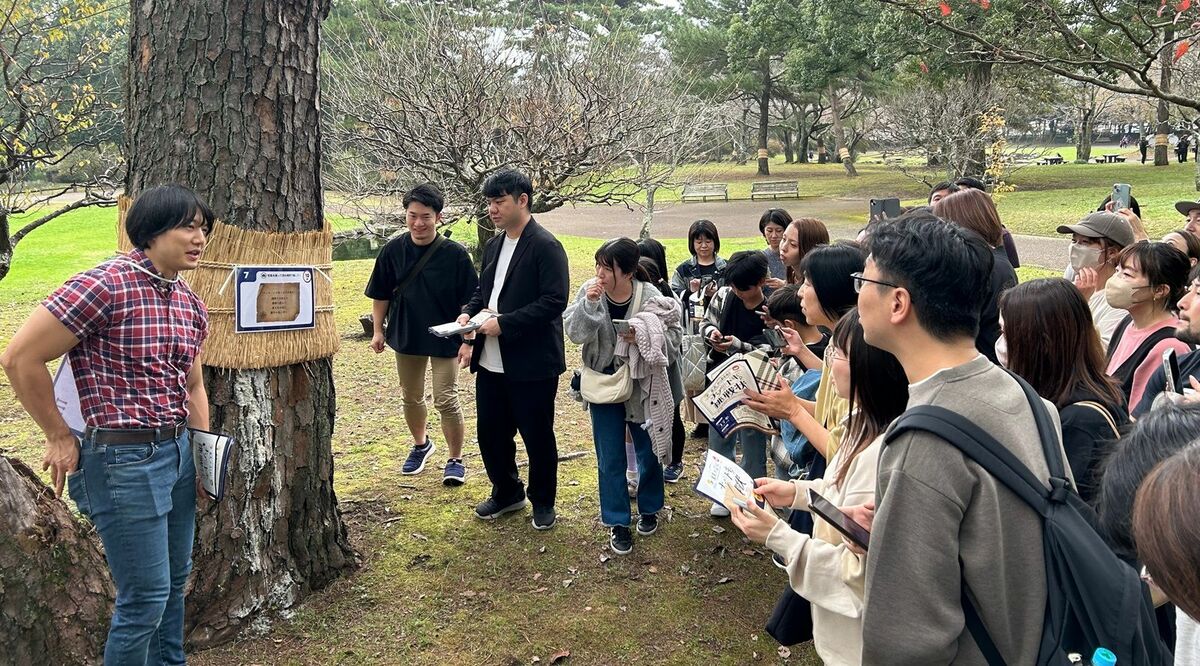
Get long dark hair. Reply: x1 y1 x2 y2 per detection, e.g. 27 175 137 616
637 237 670 286
1097 403 1200 561
999 278 1125 411
799 242 865 323
785 217 830 283
932 188 1004 247
831 309 910 486
595 238 650 281
639 256 672 297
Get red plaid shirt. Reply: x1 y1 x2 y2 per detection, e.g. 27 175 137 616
43 249 208 429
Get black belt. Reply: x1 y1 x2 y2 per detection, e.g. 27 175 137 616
84 423 188 445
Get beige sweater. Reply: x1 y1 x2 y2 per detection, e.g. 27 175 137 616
764 432 880 666
862 355 1065 665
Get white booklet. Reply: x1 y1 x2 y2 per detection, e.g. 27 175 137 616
693 449 765 511
428 310 495 338
52 356 86 438
690 350 781 438
190 428 234 500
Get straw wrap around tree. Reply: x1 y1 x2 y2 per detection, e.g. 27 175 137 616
125 0 354 648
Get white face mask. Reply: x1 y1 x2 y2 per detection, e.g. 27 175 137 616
1069 243 1104 272
994 333 1008 368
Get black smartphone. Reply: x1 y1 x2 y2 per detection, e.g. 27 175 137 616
807 489 870 551
763 327 787 348
869 197 902 221
1111 183 1132 212
1163 348 1182 394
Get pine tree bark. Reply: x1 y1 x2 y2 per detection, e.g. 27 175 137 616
124 1 355 649
1155 29 1173 167
827 86 858 177
0 455 115 665
757 58 772 176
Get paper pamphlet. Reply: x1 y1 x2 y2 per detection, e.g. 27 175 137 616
690 350 781 437
693 449 765 511
429 311 495 338
52 356 85 437
190 428 234 501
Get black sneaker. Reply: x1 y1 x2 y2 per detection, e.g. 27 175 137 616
474 495 527 520
532 506 557 531
636 513 659 536
610 525 633 555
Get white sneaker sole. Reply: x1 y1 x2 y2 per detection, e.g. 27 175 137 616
401 443 435 475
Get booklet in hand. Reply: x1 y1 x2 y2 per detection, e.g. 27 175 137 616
428 311 495 338
190 428 234 501
694 449 766 512
690 350 782 438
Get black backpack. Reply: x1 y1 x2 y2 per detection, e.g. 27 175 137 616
884 372 1171 666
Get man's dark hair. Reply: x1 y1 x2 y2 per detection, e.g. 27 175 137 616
766 284 806 324
928 181 958 204
403 183 444 213
724 250 768 290
865 210 993 342
482 169 534 210
1097 194 1142 219
687 219 721 257
125 184 214 250
758 208 792 236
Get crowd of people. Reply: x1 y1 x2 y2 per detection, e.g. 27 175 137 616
5 168 1200 664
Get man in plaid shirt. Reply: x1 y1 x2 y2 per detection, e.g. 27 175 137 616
1 184 212 665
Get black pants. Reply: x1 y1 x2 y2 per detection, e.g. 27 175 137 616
475 368 559 509
670 403 685 465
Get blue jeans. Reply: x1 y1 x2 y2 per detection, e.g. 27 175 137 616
68 430 196 666
708 426 767 480
589 402 664 526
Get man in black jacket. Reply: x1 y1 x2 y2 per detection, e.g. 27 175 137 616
457 169 570 529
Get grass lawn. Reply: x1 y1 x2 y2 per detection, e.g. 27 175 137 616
0 158 1195 664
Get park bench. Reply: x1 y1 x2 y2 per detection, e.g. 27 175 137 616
750 180 800 201
681 183 729 202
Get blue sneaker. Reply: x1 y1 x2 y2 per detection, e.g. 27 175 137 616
663 462 684 484
401 437 435 475
442 458 466 486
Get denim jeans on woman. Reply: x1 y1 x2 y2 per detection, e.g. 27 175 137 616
589 402 664 526
68 430 196 666
709 427 768 479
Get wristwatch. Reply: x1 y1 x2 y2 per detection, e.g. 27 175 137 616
462 337 475 346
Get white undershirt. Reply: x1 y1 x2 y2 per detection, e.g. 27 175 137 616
479 235 520 373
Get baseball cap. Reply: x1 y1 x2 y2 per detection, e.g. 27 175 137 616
1176 199 1200 216
1057 211 1135 248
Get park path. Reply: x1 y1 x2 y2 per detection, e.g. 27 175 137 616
537 199 1069 270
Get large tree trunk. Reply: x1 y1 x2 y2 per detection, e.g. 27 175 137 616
963 63 992 178
797 105 810 163
1155 30 1173 167
827 86 858 177
1076 108 1094 162
782 128 794 164
757 59 771 176
0 455 115 664
125 0 355 650
639 185 656 240
0 211 11 281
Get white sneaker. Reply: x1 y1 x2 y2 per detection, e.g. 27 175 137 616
709 501 731 518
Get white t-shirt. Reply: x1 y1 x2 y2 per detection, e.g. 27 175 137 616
479 235 521 373
1177 608 1200 666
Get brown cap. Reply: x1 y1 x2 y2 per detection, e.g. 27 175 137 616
1057 211 1135 247
1176 199 1200 216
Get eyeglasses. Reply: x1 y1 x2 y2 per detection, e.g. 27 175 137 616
851 272 900 293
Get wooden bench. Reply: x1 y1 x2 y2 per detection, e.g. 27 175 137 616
681 183 729 202
750 180 800 201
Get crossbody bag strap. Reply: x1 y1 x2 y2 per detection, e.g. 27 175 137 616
393 233 446 299
1072 400 1121 439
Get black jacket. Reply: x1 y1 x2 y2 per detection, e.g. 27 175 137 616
464 218 570 380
